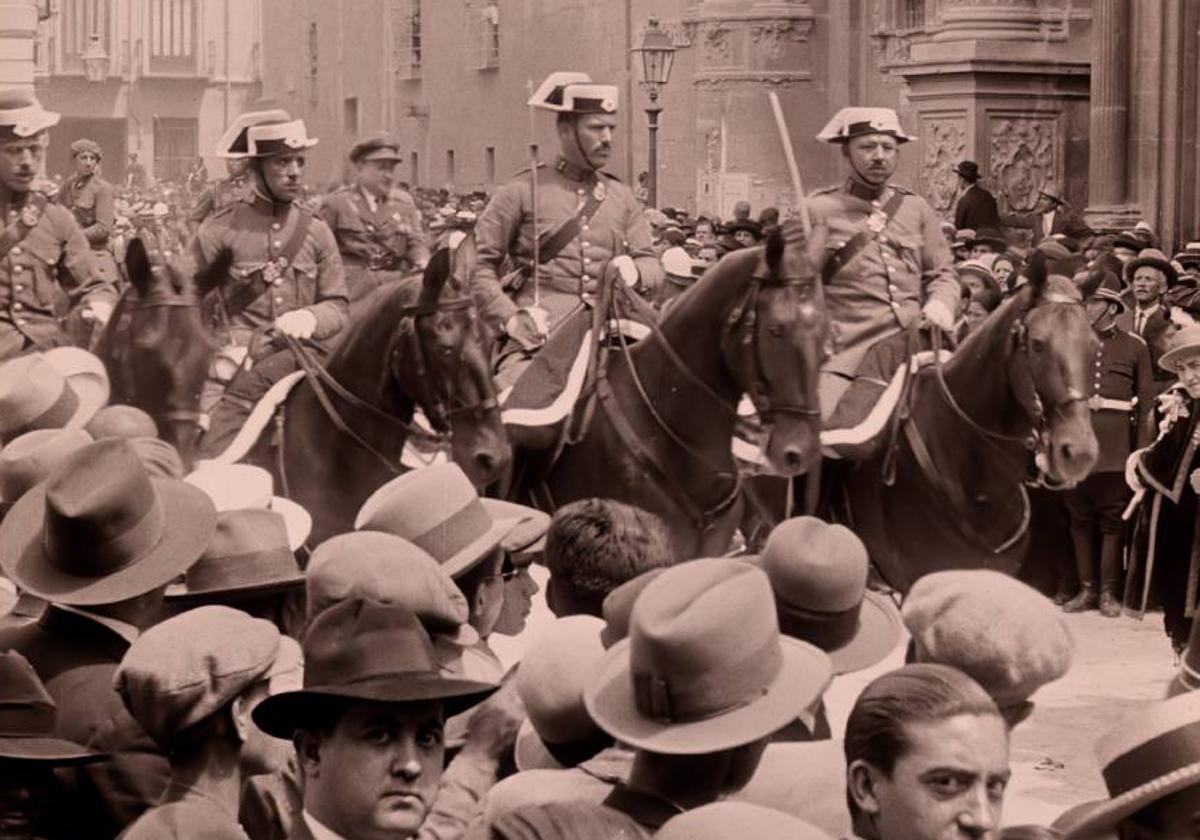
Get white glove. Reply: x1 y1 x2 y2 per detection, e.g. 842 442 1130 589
82 301 113 324
611 254 639 288
1125 449 1146 493
1191 468 1200 495
274 309 318 340
922 299 956 332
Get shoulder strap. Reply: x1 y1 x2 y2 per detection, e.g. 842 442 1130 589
821 188 907 284
222 206 314 319
535 180 607 265
0 194 49 260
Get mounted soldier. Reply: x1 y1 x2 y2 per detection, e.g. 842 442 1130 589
193 109 348 457
808 106 960 429
0 90 114 361
319 131 429 302
189 156 251 231
58 138 119 290
470 71 664 390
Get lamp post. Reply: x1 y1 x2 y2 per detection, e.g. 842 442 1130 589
80 33 108 83
631 17 675 208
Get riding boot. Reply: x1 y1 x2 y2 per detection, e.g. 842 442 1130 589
1053 536 1078 605
1098 532 1125 618
1062 523 1098 613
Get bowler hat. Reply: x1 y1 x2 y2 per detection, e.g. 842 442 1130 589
727 219 763 240
1159 324 1200 373
0 355 84 444
85 405 158 440
584 558 832 754
252 598 498 739
349 131 402 164
0 651 103 763
185 463 311 551
968 227 1009 253
42 347 110 428
0 439 217 606
1125 248 1179 289
657 802 834 840
0 428 92 505
353 463 533 578
165 509 305 604
1064 693 1200 839
1174 242 1200 270
757 517 901 674
954 161 981 182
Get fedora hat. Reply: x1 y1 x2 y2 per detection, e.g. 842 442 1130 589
0 355 83 444
0 651 103 764
1159 324 1200 373
600 567 668 649
584 558 832 754
757 517 901 674
954 161 981 182
657 802 834 840
1125 248 1179 288
85 405 158 440
1064 693 1200 838
1174 242 1200 270
42 348 109 428
252 598 498 739
0 428 92 505
165 509 305 604
185 463 311 551
0 439 217 606
353 463 532 578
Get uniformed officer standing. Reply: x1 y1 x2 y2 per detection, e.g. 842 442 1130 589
188 156 252 231
194 110 348 458
1061 279 1155 617
58 138 119 287
0 90 113 361
319 132 429 302
807 107 960 425
471 71 663 376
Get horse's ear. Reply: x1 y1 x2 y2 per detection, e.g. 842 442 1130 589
125 237 153 297
1024 249 1048 300
448 231 478 293
1074 267 1104 300
420 248 453 305
195 247 234 296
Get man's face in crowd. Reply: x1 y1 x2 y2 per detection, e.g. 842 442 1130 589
259 153 306 202
467 548 506 638
733 201 751 221
299 700 445 840
1133 267 1165 306
696 222 715 245
0 136 44 194
852 714 1010 840
1176 355 1200 400
1120 783 1200 840
846 134 899 187
0 763 53 840
560 114 616 171
733 229 757 247
697 245 719 266
970 244 998 260
493 554 540 637
356 159 397 199
72 151 98 177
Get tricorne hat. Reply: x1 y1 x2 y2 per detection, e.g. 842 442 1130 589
1125 247 1179 289
954 160 980 182
817 107 911 144
252 598 499 739
1064 692 1200 839
528 71 618 115
756 517 901 675
0 89 59 141
0 438 217 606
185 463 311 551
584 558 832 754
69 138 102 159
0 354 85 444
165 509 305 604
1160 324 1200 373
216 109 317 159
349 131 402 164
0 651 103 764
353 463 533 578
0 428 92 505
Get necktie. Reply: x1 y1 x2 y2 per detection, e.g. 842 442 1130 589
1136 312 1146 334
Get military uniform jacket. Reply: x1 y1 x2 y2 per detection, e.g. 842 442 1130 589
319 185 428 271
807 178 961 377
59 172 115 249
1134 385 1200 504
192 190 348 346
1117 305 1178 393
0 189 111 360
470 157 664 330
1085 326 1156 473
189 175 251 225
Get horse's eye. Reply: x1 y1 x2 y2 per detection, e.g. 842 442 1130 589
1030 338 1047 353
769 323 784 338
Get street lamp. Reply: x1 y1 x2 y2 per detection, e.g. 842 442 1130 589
631 17 676 208
81 33 109 83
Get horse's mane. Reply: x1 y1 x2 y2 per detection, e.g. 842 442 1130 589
325 274 425 366
954 273 1082 361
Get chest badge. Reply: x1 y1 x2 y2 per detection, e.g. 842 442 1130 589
19 204 41 228
593 180 607 202
866 204 887 235
262 257 289 285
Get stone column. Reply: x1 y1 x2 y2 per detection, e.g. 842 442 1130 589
1084 0 1140 231
934 0 1041 42
0 0 39 90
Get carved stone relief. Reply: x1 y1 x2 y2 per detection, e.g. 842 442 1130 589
749 19 814 60
989 115 1057 214
698 22 732 63
920 116 967 214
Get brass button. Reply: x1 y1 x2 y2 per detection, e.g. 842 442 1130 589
271 222 282 230
274 296 284 304
10 247 20 256
13 284 23 292
15 317 26 326
11 302 22 311
273 240 283 249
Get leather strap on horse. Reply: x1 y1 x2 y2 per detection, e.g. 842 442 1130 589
821 189 906 285
0 193 48 260
221 206 314 319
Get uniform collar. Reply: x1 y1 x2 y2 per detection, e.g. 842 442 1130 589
302 810 348 840
554 155 598 183
845 174 887 202
249 183 293 214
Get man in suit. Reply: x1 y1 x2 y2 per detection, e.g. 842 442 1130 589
952 161 1002 232
1117 248 1179 393
0 438 217 839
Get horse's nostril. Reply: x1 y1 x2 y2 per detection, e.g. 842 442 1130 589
473 451 497 475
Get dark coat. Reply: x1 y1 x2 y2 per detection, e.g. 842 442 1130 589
1117 305 1178 393
0 605 169 840
953 183 1002 232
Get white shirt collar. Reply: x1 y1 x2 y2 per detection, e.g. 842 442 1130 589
360 186 379 213
303 811 347 840
1138 302 1161 316
56 605 139 645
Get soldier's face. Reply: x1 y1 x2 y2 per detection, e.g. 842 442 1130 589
0 136 45 193
356 159 395 198
846 134 899 186
226 158 248 178
1133 267 1165 304
259 153 306 202
561 114 616 170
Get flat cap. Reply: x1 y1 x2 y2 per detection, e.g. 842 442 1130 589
115 605 289 748
350 132 402 163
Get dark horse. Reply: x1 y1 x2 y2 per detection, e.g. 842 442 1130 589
838 253 1100 592
510 227 828 559
96 233 231 466
229 247 510 544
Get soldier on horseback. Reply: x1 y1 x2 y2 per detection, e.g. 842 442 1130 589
58 138 120 288
194 110 348 457
470 71 664 389
0 90 115 361
808 107 961 430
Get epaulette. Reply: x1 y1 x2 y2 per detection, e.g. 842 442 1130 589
511 162 548 178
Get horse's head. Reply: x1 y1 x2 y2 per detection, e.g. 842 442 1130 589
1010 251 1100 485
721 222 828 476
121 233 231 466
391 238 511 486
